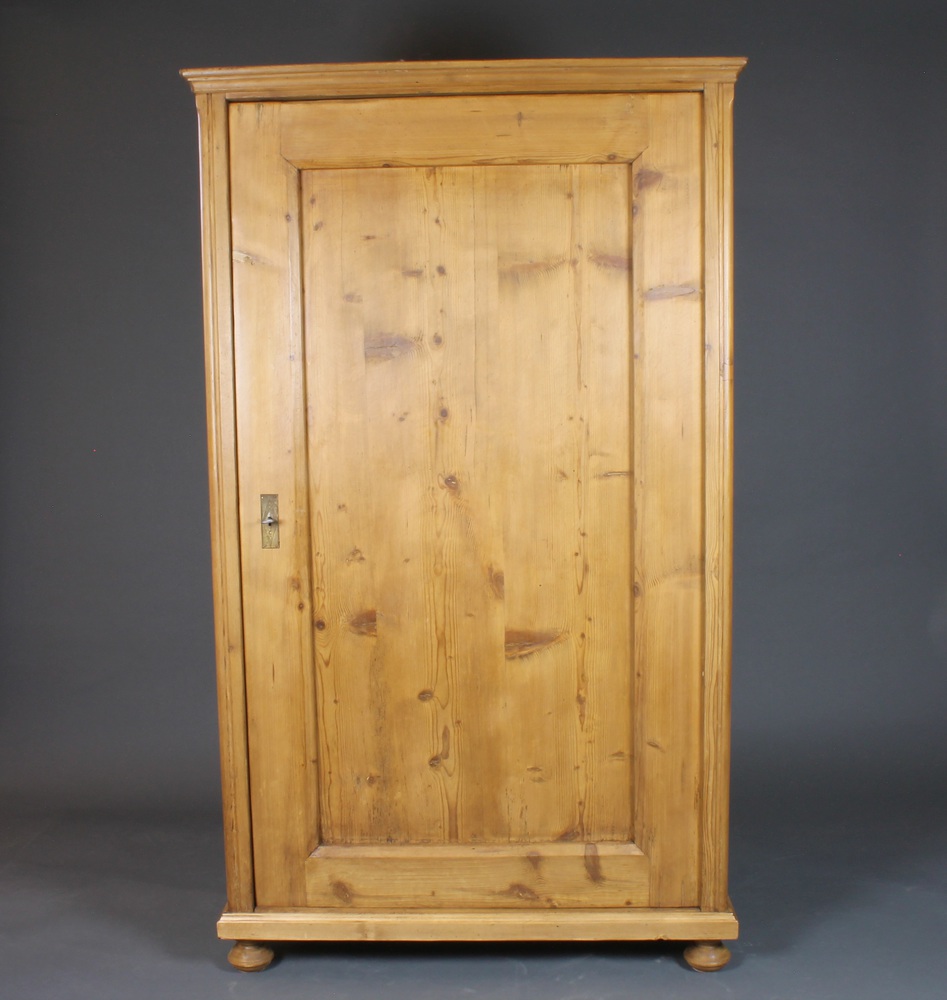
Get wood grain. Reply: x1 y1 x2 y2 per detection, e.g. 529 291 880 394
219 906 738 942
188 59 745 947
481 163 634 846
182 57 747 99
684 939 733 972
632 94 704 907
303 163 635 862
700 82 737 912
305 843 648 908
281 94 648 168
194 92 254 912
305 166 492 846
229 101 319 906
227 941 275 972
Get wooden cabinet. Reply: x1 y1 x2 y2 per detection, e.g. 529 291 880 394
182 58 744 974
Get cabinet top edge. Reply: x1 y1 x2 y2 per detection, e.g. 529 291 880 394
181 57 747 97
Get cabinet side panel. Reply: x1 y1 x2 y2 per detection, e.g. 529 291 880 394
700 82 736 912
229 101 319 906
632 94 704 907
195 92 254 912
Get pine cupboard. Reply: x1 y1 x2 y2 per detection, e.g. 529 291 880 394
182 58 745 974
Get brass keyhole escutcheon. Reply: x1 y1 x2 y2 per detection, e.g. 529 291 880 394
260 494 279 548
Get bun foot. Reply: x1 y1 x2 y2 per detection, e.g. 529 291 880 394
227 940 275 972
683 940 731 972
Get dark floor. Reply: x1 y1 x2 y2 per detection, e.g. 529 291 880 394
2 761 944 1000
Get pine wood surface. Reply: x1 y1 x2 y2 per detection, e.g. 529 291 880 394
683 940 733 972
219 906 739 942
302 162 637 854
194 92 254 912
187 58 743 950
229 101 320 906
227 940 275 972
181 57 746 99
304 844 649 908
700 81 737 912
630 93 703 906
280 94 649 167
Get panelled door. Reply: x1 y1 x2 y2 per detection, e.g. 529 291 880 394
229 92 705 911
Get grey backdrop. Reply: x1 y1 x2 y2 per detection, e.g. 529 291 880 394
2 1 945 997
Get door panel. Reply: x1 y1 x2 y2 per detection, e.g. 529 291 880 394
304 163 634 851
229 93 703 909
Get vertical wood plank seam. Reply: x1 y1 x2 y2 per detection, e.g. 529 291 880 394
627 153 640 852
630 144 647 900
292 159 322 856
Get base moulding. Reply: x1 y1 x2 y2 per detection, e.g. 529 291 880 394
218 906 739 943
